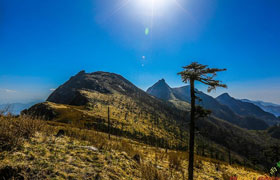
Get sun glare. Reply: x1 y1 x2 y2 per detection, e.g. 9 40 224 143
136 0 172 13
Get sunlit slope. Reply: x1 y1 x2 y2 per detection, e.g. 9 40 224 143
0 129 267 180
26 96 189 150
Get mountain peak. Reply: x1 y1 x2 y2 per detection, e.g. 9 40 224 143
150 78 170 89
219 93 231 98
47 71 139 105
159 78 165 82
77 70 86 76
146 79 176 101
155 78 167 85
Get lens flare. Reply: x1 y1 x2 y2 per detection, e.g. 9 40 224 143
145 28 149 35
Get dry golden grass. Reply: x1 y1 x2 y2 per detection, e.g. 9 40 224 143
140 163 169 180
38 93 183 147
0 114 268 179
0 114 44 151
168 152 184 171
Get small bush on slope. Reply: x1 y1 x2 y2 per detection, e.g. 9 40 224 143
0 114 44 151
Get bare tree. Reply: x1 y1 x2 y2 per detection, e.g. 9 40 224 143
178 62 227 180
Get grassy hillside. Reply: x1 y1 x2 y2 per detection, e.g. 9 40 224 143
26 92 189 150
0 115 267 180
24 98 280 173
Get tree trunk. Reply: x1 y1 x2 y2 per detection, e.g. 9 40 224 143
108 106 111 140
228 147 231 165
188 79 195 180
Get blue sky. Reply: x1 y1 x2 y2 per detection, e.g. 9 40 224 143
0 0 280 104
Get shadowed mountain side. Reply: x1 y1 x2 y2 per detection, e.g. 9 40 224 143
267 125 280 139
216 93 279 126
147 82 268 130
196 116 277 163
146 79 191 111
242 99 280 117
146 79 176 101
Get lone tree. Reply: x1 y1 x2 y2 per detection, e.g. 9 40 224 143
178 62 227 180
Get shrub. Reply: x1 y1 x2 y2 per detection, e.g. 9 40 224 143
118 140 141 157
0 115 44 151
140 163 168 180
15 115 44 139
168 152 182 170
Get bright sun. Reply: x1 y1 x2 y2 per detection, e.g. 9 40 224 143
136 0 171 13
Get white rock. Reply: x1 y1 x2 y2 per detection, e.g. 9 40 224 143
80 146 98 151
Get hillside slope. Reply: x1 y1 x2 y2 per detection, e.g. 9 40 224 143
0 128 267 180
24 71 280 171
242 99 280 117
216 93 278 126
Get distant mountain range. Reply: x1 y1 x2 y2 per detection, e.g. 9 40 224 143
216 93 279 125
0 101 41 115
147 79 280 129
241 99 280 117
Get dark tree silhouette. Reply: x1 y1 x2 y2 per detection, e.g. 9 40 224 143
178 62 227 180
227 147 232 165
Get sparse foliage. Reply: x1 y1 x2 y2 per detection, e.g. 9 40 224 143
169 152 182 171
141 163 168 180
0 114 44 151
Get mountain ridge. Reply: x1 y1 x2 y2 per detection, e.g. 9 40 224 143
216 93 279 125
147 80 270 130
241 99 280 117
